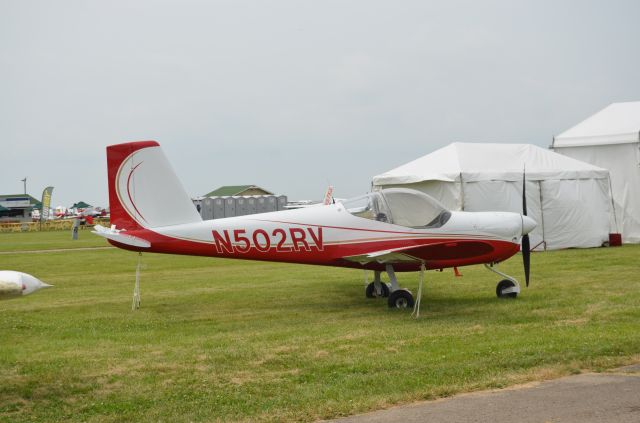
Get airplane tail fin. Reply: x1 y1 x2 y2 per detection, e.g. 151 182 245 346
106 141 202 230
323 185 334 205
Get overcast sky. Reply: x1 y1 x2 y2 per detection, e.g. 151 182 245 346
1 0 639 208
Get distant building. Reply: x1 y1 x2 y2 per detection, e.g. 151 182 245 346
71 201 92 209
204 185 273 197
195 185 286 220
0 194 41 222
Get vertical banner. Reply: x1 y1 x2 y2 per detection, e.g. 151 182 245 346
40 186 54 222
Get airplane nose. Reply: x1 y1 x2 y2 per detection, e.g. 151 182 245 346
522 215 537 235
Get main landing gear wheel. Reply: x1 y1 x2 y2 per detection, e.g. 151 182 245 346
388 289 414 309
365 282 390 298
496 279 518 299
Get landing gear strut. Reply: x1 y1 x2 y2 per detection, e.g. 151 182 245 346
484 263 520 299
363 265 418 309
365 271 390 298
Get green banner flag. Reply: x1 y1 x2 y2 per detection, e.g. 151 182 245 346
40 186 54 222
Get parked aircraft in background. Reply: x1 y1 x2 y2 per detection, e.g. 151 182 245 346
94 141 535 311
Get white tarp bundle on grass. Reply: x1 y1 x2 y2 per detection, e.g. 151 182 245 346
553 101 640 243
372 142 614 250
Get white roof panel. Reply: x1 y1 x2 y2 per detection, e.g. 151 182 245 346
554 101 640 147
373 142 609 185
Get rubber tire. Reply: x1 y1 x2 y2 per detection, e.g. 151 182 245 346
496 279 518 299
366 282 390 298
388 289 414 309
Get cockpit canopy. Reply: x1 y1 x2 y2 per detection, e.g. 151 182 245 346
340 188 451 228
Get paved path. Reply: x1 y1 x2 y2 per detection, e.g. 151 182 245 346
329 364 640 423
0 246 115 255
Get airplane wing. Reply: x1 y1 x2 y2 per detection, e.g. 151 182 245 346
342 241 495 265
342 246 422 264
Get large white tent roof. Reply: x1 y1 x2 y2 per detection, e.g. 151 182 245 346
553 101 640 147
373 142 609 185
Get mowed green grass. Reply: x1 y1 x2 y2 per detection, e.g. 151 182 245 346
1 232 639 422
0 230 106 252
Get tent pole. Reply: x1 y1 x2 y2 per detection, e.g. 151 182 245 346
608 174 620 233
538 181 546 251
459 172 465 211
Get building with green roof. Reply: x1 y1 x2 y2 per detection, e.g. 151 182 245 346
204 185 273 197
0 194 41 222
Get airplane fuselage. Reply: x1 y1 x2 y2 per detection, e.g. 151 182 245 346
108 203 524 272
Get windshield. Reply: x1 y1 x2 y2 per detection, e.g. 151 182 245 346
341 188 450 228
341 192 391 222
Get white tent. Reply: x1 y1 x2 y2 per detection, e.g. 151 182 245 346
553 101 640 243
372 143 613 250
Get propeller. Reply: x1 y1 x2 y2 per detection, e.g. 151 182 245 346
522 170 530 287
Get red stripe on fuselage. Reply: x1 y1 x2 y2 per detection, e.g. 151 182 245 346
108 228 519 272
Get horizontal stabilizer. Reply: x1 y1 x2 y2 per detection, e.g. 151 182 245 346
92 224 151 248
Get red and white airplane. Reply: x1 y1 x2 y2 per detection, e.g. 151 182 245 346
94 141 536 310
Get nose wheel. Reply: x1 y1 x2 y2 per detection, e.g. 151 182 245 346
484 263 521 299
496 279 518 298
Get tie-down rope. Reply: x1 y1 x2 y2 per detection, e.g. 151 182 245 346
411 261 426 318
132 252 142 310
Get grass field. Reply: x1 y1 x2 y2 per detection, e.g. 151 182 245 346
1 231 639 422
0 230 106 252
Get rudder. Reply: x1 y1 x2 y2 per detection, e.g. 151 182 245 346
107 141 202 230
